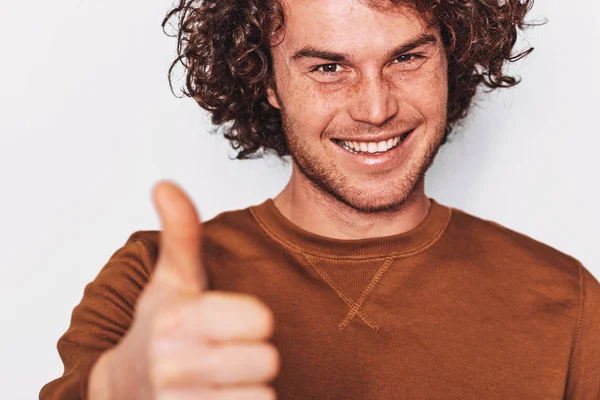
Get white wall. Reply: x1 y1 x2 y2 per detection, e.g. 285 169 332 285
0 1 598 398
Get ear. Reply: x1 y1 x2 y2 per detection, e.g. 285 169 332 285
266 85 281 110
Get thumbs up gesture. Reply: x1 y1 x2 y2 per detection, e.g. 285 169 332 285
89 181 280 400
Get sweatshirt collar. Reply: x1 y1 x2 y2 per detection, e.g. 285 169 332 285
250 198 452 260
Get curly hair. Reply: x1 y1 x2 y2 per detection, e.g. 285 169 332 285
162 0 539 160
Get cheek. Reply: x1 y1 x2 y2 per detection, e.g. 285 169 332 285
281 77 343 141
395 61 448 121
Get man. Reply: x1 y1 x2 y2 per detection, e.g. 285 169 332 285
41 0 599 399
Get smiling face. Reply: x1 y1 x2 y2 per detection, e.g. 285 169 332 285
267 0 449 213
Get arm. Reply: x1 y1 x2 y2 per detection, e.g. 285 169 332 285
39 232 158 400
564 264 600 399
41 182 279 400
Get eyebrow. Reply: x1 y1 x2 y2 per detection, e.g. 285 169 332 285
290 33 438 63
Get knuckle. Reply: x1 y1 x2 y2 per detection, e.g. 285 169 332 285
258 304 275 336
262 344 281 381
246 296 275 336
261 386 278 400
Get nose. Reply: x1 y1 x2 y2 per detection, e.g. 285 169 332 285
347 73 399 126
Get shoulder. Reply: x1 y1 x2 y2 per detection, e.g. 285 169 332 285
201 205 272 259
203 206 259 240
102 230 161 274
444 204 583 281
582 264 600 309
112 203 269 271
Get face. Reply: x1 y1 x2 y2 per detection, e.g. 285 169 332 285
267 0 448 213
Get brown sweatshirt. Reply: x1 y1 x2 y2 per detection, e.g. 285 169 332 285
40 198 600 400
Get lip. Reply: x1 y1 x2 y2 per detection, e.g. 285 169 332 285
329 128 416 169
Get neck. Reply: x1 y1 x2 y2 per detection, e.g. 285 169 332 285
273 168 431 240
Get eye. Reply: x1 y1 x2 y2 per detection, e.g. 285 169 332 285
394 54 420 63
313 63 340 73
390 53 426 71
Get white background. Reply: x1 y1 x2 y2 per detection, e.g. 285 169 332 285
0 1 598 398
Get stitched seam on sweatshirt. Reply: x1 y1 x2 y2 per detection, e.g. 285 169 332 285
130 239 157 276
303 254 380 331
567 260 586 369
250 207 452 261
339 257 393 330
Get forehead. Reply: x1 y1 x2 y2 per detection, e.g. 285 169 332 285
277 0 435 55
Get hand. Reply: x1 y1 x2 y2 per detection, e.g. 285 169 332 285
89 181 280 400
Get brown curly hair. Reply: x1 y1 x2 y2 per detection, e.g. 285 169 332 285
162 0 539 160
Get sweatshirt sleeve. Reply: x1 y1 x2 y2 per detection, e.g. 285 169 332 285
39 232 159 400
564 264 600 399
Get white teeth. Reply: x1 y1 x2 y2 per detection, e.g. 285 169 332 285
339 132 407 155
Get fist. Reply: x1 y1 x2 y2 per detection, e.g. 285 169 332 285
149 291 280 399
93 181 280 400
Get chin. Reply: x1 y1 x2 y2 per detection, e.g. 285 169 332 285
325 179 421 214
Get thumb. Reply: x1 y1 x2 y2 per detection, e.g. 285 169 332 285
152 180 207 293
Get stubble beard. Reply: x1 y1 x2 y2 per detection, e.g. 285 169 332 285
280 107 447 214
